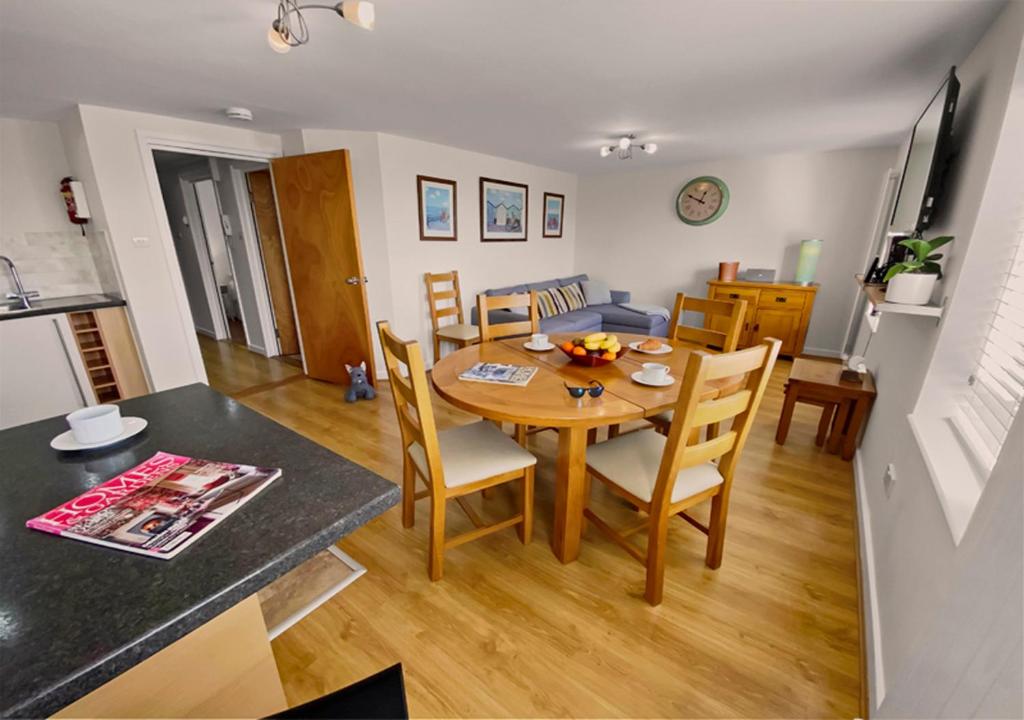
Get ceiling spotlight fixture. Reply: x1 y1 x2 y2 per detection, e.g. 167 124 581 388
599 134 658 160
268 0 375 54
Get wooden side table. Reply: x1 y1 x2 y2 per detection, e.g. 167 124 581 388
775 358 876 461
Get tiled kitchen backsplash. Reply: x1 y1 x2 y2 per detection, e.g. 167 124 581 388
0 231 117 298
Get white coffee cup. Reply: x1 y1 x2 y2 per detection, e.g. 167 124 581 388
641 362 670 384
530 333 549 348
66 405 123 445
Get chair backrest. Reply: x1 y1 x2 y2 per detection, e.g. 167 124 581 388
667 293 746 352
376 321 445 491
476 291 540 342
425 271 465 332
652 339 781 509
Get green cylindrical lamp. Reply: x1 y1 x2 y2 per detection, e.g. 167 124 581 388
795 239 823 285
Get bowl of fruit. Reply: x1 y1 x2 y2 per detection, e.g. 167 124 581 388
559 333 629 367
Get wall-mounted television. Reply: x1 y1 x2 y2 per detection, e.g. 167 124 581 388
890 67 960 234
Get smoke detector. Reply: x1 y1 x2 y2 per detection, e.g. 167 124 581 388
225 107 253 122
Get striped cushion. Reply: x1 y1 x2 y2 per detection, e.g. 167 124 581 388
536 283 587 318
559 282 587 311
536 287 567 318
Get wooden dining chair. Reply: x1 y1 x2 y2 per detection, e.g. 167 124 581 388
583 338 781 605
647 293 748 436
377 321 537 581
668 292 746 352
476 291 540 342
425 271 480 364
476 292 544 445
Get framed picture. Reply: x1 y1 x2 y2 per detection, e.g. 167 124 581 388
417 175 457 241
480 177 528 242
542 192 565 238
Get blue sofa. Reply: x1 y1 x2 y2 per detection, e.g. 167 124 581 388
469 273 669 337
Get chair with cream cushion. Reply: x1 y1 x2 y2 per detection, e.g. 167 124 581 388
426 271 480 364
377 320 536 581
584 338 781 605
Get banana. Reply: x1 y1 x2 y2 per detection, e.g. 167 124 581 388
583 332 607 344
584 342 601 351
609 342 621 353
599 334 619 349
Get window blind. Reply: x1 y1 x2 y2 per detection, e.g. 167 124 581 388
953 214 1024 476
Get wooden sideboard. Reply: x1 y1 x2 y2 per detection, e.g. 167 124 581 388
705 280 818 356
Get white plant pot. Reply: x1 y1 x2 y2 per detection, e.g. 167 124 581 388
885 273 937 305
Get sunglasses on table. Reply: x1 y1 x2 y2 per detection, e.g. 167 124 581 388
564 380 605 399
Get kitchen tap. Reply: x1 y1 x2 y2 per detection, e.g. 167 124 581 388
0 256 39 309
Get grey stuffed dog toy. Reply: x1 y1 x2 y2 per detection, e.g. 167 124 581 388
345 362 376 403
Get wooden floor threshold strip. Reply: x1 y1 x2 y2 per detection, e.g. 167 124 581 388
232 373 308 399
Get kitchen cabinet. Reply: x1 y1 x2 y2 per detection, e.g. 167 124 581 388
706 280 818 356
0 314 94 429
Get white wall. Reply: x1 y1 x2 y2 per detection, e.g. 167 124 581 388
854 2 1024 716
376 133 578 362
575 147 897 355
63 105 282 391
293 130 578 373
0 118 108 298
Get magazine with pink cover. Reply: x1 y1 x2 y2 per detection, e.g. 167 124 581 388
26 451 281 560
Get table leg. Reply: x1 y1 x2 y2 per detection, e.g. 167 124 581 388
775 383 799 445
553 426 588 564
841 397 871 461
816 403 835 447
827 399 851 455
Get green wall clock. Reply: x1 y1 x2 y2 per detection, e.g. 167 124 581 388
676 176 729 226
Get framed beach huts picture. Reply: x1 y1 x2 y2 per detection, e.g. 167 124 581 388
543 192 565 238
417 175 458 241
480 177 528 242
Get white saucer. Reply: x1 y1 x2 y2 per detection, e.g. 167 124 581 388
51 417 148 451
523 341 556 352
631 371 676 387
628 341 673 355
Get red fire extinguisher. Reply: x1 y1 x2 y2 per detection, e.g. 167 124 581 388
60 176 90 235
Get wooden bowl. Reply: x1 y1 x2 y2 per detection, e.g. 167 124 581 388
558 345 630 367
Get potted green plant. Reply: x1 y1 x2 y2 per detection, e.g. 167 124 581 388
883 235 953 305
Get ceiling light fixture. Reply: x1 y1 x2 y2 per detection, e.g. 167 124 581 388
268 0 375 53
600 134 658 160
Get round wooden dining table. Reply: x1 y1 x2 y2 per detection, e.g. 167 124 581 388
431 332 736 564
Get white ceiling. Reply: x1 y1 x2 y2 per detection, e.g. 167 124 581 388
0 0 1005 173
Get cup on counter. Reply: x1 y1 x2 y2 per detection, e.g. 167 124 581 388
640 362 670 385
530 333 549 348
66 405 123 445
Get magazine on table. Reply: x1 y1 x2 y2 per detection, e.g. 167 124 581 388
459 362 538 387
26 451 281 560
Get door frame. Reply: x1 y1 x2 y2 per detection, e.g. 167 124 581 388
232 167 280 357
138 133 281 384
179 173 231 341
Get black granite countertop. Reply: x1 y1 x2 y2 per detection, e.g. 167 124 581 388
0 293 126 321
0 384 399 718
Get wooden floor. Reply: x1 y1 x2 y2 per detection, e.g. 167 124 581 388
198 336 862 718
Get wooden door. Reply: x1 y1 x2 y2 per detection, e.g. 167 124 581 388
270 150 374 384
247 169 300 357
750 308 800 355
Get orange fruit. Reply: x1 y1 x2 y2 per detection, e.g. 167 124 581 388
572 346 587 356
601 351 615 360
561 341 575 352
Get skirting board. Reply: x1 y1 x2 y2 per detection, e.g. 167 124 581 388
854 450 886 710
803 346 843 359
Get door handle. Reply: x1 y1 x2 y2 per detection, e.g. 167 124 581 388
345 276 369 285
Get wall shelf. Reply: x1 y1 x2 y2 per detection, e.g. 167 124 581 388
855 275 944 319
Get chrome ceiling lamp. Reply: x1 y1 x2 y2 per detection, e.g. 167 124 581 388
268 0 375 53
599 134 658 160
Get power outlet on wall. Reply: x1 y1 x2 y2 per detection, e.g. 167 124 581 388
883 463 897 499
